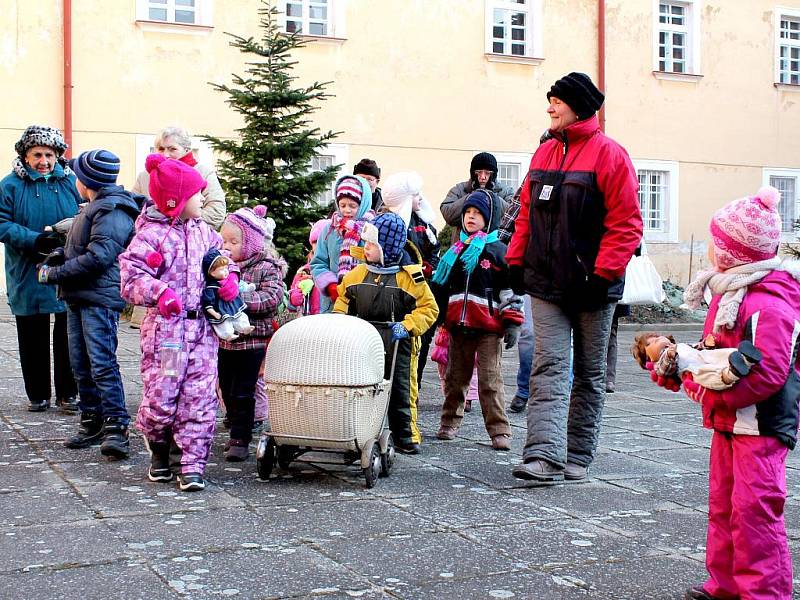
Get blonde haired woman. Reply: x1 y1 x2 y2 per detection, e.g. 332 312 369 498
132 126 226 229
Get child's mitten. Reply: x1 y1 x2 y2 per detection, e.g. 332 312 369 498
158 288 182 318
390 322 409 341
326 283 339 302
503 325 520 350
218 273 239 302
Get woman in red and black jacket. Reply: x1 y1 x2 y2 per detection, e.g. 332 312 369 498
506 72 643 483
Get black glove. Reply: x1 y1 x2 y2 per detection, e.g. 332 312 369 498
42 247 65 267
33 232 62 256
503 325 520 350
509 265 525 296
585 274 611 309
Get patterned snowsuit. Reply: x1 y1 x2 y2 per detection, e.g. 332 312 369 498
119 206 227 475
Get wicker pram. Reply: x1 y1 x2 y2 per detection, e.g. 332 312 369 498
255 313 396 487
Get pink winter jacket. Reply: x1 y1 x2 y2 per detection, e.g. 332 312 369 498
701 269 800 449
119 206 230 312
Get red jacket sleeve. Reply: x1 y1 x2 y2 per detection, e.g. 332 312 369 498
505 167 532 266
593 143 643 281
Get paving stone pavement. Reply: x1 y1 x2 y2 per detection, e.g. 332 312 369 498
1 302 799 599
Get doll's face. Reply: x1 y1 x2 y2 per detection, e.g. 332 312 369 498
463 206 486 234
337 196 359 219
364 241 382 264
210 263 229 280
221 223 244 262
645 335 672 362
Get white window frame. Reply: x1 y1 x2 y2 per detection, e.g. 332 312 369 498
633 159 679 243
484 0 543 63
763 168 800 240
135 0 213 27
310 143 349 206
652 0 701 78
135 134 214 176
775 7 800 86
277 0 347 39
491 151 533 192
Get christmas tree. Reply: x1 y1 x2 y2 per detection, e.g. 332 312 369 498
204 0 340 274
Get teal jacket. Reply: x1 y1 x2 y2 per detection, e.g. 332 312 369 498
0 161 81 315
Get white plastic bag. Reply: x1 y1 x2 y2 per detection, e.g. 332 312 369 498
620 241 665 305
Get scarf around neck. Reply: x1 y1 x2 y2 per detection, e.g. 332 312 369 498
432 229 498 286
683 256 800 332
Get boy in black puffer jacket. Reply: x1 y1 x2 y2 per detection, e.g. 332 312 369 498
37 149 142 459
431 190 524 451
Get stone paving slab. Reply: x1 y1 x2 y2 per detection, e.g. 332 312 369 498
0 303 798 599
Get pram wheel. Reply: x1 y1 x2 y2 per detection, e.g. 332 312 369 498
277 445 295 470
380 431 394 477
362 442 381 488
257 437 276 480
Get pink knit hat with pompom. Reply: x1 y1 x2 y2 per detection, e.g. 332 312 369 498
225 205 275 260
144 153 207 269
709 186 782 270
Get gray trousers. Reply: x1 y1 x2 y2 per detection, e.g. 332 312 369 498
523 297 615 469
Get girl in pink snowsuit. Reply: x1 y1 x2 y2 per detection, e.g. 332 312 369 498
676 186 799 600
120 154 238 492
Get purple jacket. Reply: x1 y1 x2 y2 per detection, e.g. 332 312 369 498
702 269 800 448
119 206 228 312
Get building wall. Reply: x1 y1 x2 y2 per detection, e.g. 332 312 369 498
1 0 799 292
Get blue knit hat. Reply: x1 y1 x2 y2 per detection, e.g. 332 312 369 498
463 190 492 230
70 149 120 190
362 213 407 266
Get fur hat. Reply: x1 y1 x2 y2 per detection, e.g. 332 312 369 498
710 186 782 270
69 149 120 190
309 218 329 244
353 158 380 180
15 125 68 158
361 213 407 266
547 72 605 120
463 190 493 230
381 171 423 228
146 154 206 219
225 205 275 261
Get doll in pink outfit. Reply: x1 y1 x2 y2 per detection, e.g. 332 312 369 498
430 326 479 410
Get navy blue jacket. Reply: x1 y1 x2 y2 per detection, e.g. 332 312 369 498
48 186 143 311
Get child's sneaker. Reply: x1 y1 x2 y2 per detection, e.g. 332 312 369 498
491 434 511 451
436 425 458 440
464 398 472 413
177 473 205 492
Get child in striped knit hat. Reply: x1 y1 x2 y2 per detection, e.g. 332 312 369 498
310 175 375 312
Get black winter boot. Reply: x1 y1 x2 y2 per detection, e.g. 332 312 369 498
100 418 129 460
64 413 104 449
146 439 173 482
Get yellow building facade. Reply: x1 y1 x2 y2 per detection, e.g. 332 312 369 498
2 0 800 287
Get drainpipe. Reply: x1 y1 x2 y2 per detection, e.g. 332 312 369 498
63 0 73 157
598 0 606 132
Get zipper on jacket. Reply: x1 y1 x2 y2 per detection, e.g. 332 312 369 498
459 271 471 325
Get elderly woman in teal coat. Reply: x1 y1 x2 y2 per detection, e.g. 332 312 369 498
0 125 80 412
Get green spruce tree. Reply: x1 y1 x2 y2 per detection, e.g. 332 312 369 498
204 0 340 275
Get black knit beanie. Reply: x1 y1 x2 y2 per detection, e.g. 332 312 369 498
546 72 605 120
353 158 381 179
